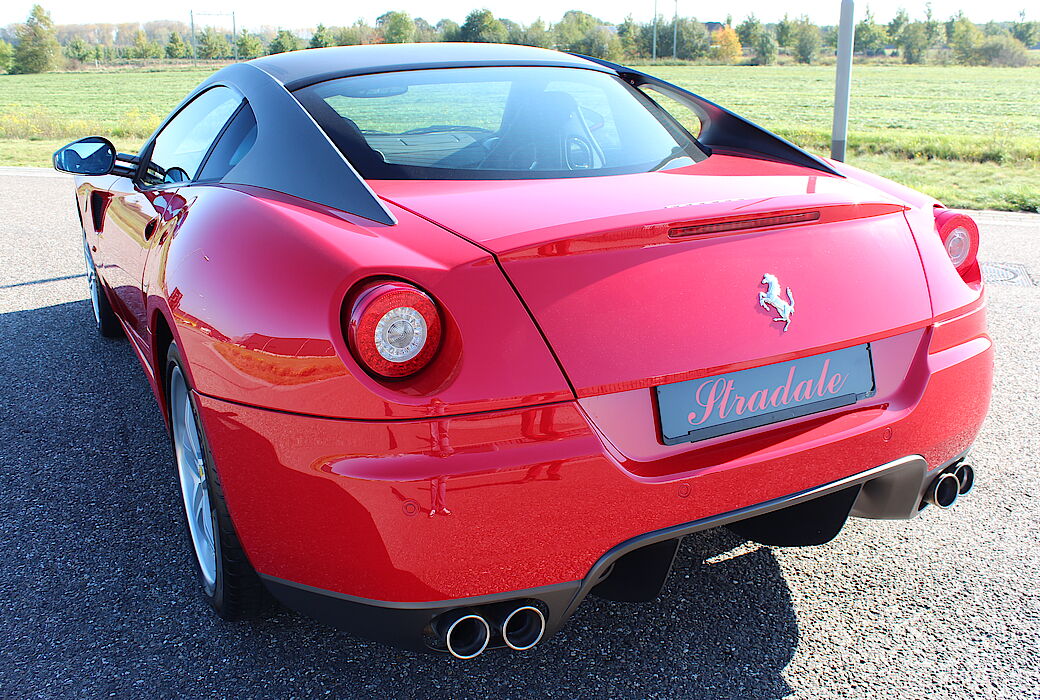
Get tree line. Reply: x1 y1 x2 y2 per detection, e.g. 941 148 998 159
2 4 1037 74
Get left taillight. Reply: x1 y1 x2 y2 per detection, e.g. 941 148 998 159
934 209 979 275
344 280 442 379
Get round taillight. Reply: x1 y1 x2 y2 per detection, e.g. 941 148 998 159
944 227 971 268
934 210 979 274
345 281 442 378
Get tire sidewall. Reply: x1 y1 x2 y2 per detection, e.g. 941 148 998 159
165 342 229 614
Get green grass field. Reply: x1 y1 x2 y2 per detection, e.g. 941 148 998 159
0 64 1037 211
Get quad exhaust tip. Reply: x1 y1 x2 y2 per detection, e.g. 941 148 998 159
445 614 490 660
954 463 975 495
925 471 961 509
501 605 546 651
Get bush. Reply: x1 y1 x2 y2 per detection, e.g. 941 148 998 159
897 23 929 64
792 18 821 64
753 31 778 65
0 40 11 73
460 9 507 43
709 25 741 63
268 30 299 54
309 23 335 48
950 16 985 65
236 31 264 59
166 32 189 59
977 34 1029 66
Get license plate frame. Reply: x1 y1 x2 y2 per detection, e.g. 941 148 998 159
654 344 876 446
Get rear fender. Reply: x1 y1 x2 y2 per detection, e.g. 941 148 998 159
156 185 571 420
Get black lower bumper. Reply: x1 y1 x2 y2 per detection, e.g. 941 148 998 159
260 451 969 653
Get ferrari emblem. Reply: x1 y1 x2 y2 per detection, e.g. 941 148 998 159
759 273 795 331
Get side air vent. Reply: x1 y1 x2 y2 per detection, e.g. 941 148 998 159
89 191 109 233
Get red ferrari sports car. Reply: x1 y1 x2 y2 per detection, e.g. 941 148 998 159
55 43 991 658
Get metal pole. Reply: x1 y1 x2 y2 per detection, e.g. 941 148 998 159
232 11 238 61
672 0 678 58
831 0 855 161
190 10 197 67
652 0 658 60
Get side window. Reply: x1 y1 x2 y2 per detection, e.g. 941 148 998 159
637 85 707 139
141 87 241 186
198 103 257 182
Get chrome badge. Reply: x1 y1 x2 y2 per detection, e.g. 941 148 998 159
759 273 795 331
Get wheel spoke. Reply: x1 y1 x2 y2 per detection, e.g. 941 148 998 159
200 510 215 550
171 366 217 590
183 402 202 461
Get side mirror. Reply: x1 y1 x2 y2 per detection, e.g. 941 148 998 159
53 137 116 176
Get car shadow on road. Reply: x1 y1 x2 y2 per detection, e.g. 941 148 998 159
0 300 797 699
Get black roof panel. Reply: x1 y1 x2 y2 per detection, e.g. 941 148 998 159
247 42 611 90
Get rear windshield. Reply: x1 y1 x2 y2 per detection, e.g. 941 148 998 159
294 66 706 180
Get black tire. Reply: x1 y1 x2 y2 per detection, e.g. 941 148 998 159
165 342 267 620
83 239 122 338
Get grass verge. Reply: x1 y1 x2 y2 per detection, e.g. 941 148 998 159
2 65 1037 212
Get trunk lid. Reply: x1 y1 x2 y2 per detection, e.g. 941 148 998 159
374 157 932 397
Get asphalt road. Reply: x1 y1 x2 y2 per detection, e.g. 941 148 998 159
1 167 1038 699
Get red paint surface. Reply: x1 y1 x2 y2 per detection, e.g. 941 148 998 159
197 315 991 601
76 145 993 603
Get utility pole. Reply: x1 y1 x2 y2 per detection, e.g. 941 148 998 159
672 0 678 59
831 0 856 161
190 10 197 67
652 0 658 60
232 11 238 61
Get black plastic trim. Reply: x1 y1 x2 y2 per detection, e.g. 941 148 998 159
281 59 613 91
573 54 843 177
140 63 396 225
260 574 580 651
244 43 612 91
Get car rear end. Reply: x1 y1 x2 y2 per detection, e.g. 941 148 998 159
200 56 992 655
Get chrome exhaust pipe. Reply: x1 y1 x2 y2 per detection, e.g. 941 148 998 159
500 605 546 651
954 463 975 495
924 471 960 509
444 613 490 659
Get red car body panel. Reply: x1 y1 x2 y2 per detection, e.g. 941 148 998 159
78 151 991 595
195 307 990 601
63 46 992 651
133 185 572 420
374 155 936 397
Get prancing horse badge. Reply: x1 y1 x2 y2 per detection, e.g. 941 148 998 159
759 273 795 331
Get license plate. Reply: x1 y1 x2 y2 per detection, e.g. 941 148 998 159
655 344 876 445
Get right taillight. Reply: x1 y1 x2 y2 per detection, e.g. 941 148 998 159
934 209 979 275
344 280 442 379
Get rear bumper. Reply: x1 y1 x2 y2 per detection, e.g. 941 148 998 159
257 451 962 651
194 315 992 648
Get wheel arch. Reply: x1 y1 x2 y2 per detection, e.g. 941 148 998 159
150 306 180 427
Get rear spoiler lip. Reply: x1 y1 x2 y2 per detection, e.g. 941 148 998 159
572 54 844 178
667 201 909 239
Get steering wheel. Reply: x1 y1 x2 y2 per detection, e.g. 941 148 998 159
562 107 605 170
565 136 596 170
